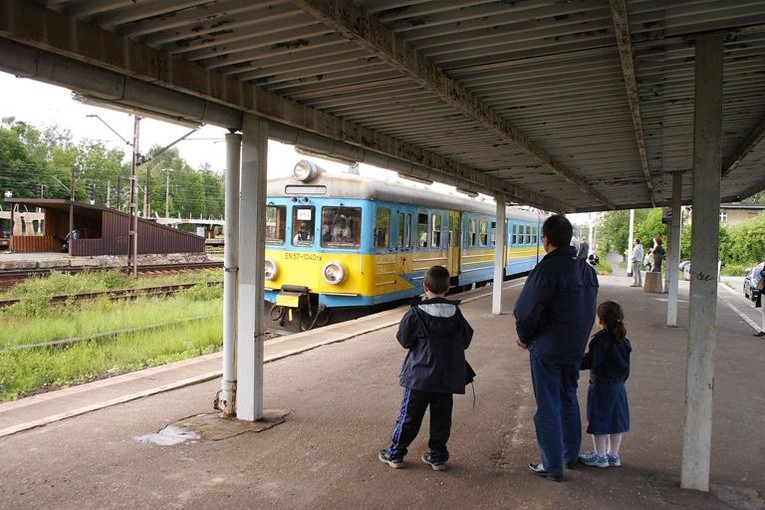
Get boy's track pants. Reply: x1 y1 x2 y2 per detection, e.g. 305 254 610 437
387 388 453 462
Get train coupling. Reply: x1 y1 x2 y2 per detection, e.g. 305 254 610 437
275 285 310 309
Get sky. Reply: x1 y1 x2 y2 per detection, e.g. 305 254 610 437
0 70 359 179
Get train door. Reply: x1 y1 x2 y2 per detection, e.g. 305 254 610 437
446 210 460 276
395 208 413 278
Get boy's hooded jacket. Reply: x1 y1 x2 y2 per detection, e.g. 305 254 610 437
396 296 473 394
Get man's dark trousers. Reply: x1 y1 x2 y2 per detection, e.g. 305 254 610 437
529 354 582 476
387 388 453 462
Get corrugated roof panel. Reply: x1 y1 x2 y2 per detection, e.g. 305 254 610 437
17 0 765 211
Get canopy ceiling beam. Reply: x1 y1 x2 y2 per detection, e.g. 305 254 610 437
609 0 656 206
0 0 571 212
737 176 765 202
722 114 765 177
292 0 616 210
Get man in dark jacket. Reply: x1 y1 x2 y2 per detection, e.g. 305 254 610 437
379 265 474 471
514 214 599 482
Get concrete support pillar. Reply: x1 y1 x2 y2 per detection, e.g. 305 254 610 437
492 195 506 315
220 131 242 417
627 208 634 256
236 115 268 421
681 33 723 492
667 172 683 327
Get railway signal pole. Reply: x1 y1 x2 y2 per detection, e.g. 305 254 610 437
128 116 141 278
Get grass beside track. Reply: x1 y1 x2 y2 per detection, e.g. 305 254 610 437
0 271 223 402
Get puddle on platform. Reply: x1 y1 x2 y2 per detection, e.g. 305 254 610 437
133 425 200 446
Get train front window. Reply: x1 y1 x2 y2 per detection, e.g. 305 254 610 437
320 207 362 248
266 206 286 245
292 206 316 247
375 208 390 249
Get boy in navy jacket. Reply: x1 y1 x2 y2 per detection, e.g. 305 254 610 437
379 265 474 471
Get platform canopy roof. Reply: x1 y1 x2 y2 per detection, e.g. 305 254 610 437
2 1 765 212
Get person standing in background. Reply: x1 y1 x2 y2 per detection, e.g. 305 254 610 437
630 238 643 288
754 261 765 337
650 237 665 273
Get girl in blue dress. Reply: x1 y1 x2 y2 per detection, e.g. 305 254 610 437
579 301 632 468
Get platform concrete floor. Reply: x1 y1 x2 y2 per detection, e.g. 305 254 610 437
0 276 763 510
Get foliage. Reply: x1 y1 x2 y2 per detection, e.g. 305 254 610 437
0 119 224 219
597 208 657 256
595 259 612 275
0 314 222 402
719 214 765 265
0 269 222 298
597 206 765 269
0 281 223 401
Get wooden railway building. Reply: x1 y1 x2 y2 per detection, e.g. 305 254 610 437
5 199 204 256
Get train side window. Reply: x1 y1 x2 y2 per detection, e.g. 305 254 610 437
532 226 538 245
417 213 429 248
479 220 488 246
397 213 405 248
448 214 455 248
375 208 390 249
405 213 412 248
469 219 477 247
431 214 442 248
512 224 518 246
292 206 316 247
320 206 362 248
525 225 531 245
490 221 496 246
266 205 286 245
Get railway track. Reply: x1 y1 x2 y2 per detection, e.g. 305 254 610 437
0 280 223 309
0 261 223 291
1 313 222 353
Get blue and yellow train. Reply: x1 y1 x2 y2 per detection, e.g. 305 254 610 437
264 161 554 330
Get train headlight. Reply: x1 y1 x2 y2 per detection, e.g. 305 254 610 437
264 258 278 280
294 160 318 182
322 261 345 285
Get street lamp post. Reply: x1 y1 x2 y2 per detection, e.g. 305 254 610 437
164 168 174 219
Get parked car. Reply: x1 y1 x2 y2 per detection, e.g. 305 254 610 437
743 263 764 302
679 260 691 281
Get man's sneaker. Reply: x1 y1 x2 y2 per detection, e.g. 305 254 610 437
421 452 447 471
528 462 563 482
564 459 579 469
579 451 609 468
378 450 404 469
607 454 621 467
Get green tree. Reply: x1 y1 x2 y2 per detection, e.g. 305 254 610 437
0 118 48 198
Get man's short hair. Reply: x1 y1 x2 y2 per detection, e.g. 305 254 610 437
635 238 641 244
424 265 450 295
542 214 573 249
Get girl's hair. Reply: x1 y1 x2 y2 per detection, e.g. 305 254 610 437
597 301 626 341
